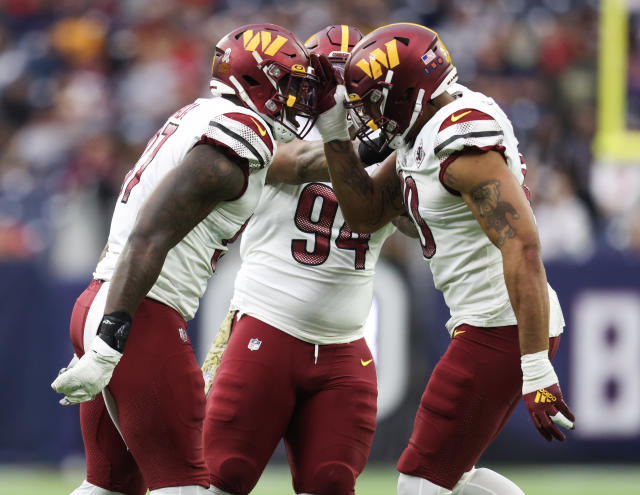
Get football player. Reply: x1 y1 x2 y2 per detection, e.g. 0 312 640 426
312 23 576 495
51 23 320 495
201 24 399 495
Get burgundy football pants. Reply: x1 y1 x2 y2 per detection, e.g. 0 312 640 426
203 314 378 495
397 324 560 490
70 280 209 493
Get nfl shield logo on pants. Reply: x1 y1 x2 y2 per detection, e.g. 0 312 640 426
247 338 262 351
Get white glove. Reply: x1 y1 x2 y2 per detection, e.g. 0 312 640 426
52 336 122 404
54 354 79 405
316 85 350 143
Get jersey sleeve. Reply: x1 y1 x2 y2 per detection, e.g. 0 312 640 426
434 108 506 195
199 112 276 172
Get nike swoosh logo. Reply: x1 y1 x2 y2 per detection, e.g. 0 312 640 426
450 110 472 123
453 330 466 338
361 358 373 367
250 117 267 136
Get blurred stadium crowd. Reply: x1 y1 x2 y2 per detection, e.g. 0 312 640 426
1 0 636 276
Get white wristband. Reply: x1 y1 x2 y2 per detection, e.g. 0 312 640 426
316 85 350 143
521 350 558 395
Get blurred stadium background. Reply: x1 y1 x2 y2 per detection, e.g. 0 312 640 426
1 0 640 493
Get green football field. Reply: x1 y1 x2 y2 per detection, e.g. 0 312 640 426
1 463 639 494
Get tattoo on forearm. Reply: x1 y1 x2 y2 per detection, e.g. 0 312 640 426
327 140 372 197
372 178 403 226
469 179 519 247
327 140 352 153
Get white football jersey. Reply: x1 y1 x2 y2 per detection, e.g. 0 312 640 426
230 130 396 344
396 84 564 336
94 96 276 321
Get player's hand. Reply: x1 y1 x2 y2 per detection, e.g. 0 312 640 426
523 383 575 441
310 52 344 113
521 350 575 442
54 354 80 405
51 313 130 404
310 53 350 143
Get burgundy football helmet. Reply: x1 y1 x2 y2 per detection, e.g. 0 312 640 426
304 24 364 74
344 23 458 150
210 24 318 142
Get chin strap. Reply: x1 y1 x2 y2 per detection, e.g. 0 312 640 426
378 67 426 150
388 88 425 149
380 69 394 114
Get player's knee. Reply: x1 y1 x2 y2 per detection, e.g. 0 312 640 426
212 456 260 495
453 467 524 495
309 461 356 495
397 473 452 495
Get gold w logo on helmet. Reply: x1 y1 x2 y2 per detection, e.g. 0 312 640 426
242 30 288 56
355 39 400 79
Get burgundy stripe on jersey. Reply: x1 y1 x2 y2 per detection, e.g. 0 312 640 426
194 138 250 201
222 112 275 155
439 108 494 132
438 145 507 196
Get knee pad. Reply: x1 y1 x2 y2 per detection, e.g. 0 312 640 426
397 473 452 495
308 462 356 495
452 467 524 495
213 456 259 495
71 480 125 495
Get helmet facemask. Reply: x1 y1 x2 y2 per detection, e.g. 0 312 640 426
259 59 318 142
347 72 427 152
348 86 394 152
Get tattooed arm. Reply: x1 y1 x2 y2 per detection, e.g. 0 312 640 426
443 150 549 355
104 144 246 317
267 139 363 185
266 139 329 184
323 141 404 232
